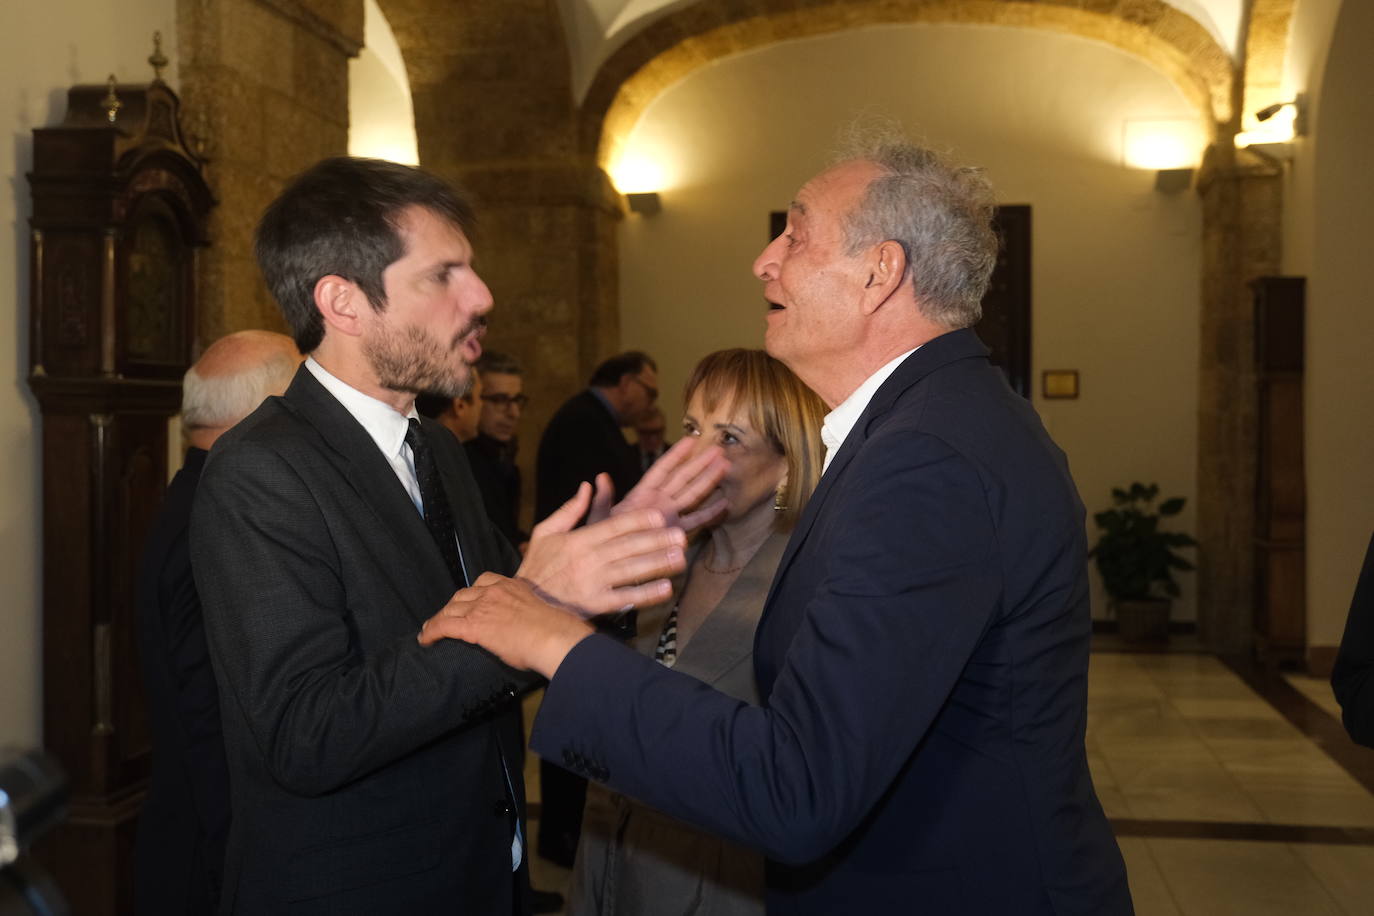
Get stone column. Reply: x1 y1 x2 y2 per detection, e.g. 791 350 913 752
177 0 363 345
381 0 626 523
1195 140 1283 653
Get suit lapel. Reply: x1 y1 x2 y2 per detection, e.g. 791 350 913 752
674 531 787 687
762 329 992 610
282 367 455 622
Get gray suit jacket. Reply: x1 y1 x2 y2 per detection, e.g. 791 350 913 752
191 365 534 915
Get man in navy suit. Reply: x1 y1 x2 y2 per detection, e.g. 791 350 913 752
426 133 1134 914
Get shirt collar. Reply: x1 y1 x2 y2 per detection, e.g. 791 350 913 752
821 346 920 471
304 357 417 460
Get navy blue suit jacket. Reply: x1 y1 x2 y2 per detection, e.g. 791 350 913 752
533 330 1132 914
534 389 641 522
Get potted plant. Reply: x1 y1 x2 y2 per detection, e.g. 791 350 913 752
1089 482 1198 643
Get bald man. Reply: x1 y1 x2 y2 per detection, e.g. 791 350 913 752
135 330 301 916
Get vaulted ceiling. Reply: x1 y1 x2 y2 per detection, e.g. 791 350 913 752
557 0 1245 98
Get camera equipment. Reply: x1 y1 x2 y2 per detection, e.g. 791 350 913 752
0 749 69 916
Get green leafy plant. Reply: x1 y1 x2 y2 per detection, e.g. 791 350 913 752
1089 482 1198 602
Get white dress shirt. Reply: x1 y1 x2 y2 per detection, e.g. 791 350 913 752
304 357 424 513
820 347 920 474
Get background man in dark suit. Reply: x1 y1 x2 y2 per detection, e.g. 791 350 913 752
427 134 1134 914
534 350 658 524
135 329 299 916
532 347 660 864
189 157 694 915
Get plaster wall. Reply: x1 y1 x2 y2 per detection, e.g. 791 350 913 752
1296 0 1374 649
0 0 177 744
617 23 1204 622
1280 0 1341 279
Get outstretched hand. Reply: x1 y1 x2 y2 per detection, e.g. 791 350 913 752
516 481 687 616
420 573 591 677
587 437 729 535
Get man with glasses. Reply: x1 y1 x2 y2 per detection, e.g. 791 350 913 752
468 350 528 550
532 348 660 866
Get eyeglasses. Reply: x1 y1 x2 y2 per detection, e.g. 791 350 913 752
480 393 529 410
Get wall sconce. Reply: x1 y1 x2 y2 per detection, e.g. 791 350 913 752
1236 93 1308 149
626 192 661 216
1257 93 1308 136
1154 168 1193 193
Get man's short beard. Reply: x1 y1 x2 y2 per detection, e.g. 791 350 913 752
365 321 474 399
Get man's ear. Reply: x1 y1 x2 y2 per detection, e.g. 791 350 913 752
313 275 366 338
859 240 907 315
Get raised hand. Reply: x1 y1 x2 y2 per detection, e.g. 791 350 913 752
420 573 591 677
600 437 729 535
515 481 687 617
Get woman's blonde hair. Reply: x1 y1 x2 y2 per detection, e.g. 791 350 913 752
683 349 827 531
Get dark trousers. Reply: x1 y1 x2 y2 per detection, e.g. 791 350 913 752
537 760 586 867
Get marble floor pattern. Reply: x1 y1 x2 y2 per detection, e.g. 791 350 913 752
522 651 1374 915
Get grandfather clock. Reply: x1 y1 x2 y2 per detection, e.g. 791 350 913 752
26 41 213 915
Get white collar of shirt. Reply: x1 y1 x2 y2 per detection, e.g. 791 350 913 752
304 357 424 512
820 346 920 473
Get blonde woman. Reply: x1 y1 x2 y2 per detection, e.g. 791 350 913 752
568 349 825 916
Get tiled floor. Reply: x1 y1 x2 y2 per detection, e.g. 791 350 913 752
521 652 1374 914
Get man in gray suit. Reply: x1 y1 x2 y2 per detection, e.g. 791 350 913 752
190 157 701 915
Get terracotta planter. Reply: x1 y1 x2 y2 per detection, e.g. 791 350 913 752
1115 598 1171 643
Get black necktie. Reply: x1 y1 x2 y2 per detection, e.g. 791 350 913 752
405 418 466 588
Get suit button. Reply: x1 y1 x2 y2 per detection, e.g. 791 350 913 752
493 799 512 817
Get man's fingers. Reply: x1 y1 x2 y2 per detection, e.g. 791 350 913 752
578 507 676 547
584 472 616 526
598 540 687 587
602 578 674 613
666 452 729 512
679 496 729 533
534 481 592 537
419 612 471 646
635 436 697 489
647 441 723 501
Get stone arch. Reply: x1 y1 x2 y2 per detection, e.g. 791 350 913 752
1241 0 1299 127
349 0 419 164
368 0 626 482
579 0 1236 171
